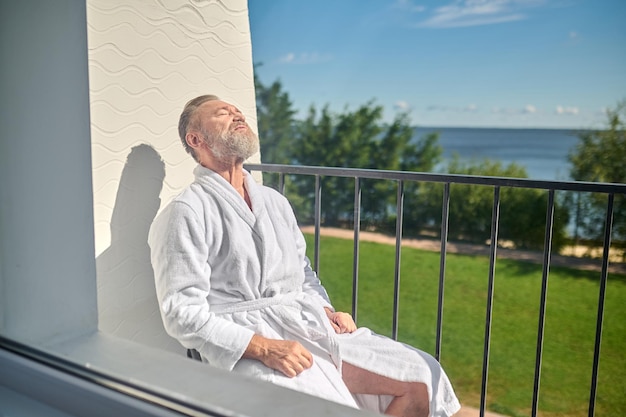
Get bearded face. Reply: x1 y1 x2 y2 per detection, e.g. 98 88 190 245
201 122 259 161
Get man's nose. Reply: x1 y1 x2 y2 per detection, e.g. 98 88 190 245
231 108 245 122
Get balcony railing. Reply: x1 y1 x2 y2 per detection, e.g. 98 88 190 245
245 163 626 417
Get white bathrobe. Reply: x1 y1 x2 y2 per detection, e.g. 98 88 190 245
148 165 460 416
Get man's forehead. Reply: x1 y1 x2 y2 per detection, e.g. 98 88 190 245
199 99 237 112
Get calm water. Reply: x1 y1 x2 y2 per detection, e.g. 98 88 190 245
413 127 584 181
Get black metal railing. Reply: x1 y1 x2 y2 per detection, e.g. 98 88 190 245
246 163 625 417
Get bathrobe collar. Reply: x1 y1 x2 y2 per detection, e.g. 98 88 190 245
192 164 266 223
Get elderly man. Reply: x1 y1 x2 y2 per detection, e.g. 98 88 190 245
148 95 461 416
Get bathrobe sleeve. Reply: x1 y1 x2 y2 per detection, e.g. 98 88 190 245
148 200 255 370
276 190 334 310
302 255 335 310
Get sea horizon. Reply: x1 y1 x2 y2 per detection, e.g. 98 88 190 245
412 126 583 181
415 125 589 131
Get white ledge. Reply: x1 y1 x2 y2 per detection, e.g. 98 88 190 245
34 332 378 417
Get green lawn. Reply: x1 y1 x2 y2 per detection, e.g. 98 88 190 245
305 234 626 417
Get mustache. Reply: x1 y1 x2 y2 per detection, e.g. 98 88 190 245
230 122 248 131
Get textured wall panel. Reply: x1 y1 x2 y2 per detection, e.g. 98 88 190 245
88 0 258 353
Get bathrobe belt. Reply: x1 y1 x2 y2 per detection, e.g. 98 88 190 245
210 292 342 367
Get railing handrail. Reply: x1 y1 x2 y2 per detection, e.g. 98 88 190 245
245 163 626 194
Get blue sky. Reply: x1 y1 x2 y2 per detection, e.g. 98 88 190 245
248 0 626 129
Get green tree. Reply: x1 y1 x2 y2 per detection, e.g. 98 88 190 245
568 100 626 254
254 71 296 165
290 102 441 228
363 112 442 230
413 157 569 250
291 103 382 225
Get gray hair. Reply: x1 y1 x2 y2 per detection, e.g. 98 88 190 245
178 95 219 161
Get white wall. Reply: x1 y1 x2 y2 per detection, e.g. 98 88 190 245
87 0 259 353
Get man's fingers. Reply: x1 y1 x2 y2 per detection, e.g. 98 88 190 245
265 340 314 377
302 348 313 367
245 335 316 378
282 365 298 378
329 312 357 334
281 354 312 378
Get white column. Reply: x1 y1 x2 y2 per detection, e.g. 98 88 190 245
0 0 98 343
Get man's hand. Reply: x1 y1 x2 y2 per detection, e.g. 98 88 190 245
243 334 313 378
324 307 357 334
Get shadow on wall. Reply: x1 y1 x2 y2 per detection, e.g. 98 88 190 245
96 144 183 354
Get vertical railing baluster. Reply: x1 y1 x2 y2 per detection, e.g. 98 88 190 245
531 189 555 417
314 175 322 274
352 177 362 322
588 193 614 417
392 180 405 341
278 173 285 195
480 186 501 417
436 183 451 361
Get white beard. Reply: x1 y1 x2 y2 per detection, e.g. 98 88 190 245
204 125 259 161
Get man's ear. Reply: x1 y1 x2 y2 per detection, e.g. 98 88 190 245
186 131 204 150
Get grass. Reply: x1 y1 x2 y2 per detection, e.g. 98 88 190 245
304 234 626 417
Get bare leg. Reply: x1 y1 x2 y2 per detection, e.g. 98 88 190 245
342 362 430 417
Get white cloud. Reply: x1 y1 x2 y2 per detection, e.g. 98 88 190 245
491 104 538 115
279 53 295 63
416 0 545 28
426 103 478 112
427 104 448 111
394 100 412 112
555 105 579 115
524 104 537 113
278 52 332 65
